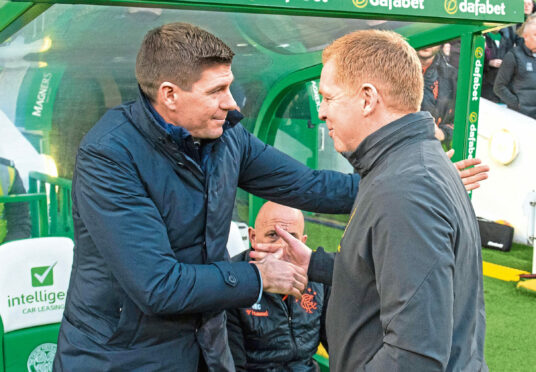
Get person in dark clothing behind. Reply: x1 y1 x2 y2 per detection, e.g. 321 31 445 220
494 15 536 119
418 45 457 149
481 0 533 101
482 28 515 102
256 30 487 372
0 157 31 244
227 202 329 372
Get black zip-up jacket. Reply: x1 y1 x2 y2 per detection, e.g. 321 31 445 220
227 280 329 372
482 29 515 102
327 112 487 372
494 41 536 119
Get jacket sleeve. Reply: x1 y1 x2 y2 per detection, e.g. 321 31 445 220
494 51 519 109
319 284 331 353
4 168 31 242
364 185 455 371
237 127 359 214
74 143 260 316
308 247 335 285
226 309 248 372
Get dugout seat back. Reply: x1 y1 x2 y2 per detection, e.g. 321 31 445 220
226 221 250 260
0 237 73 372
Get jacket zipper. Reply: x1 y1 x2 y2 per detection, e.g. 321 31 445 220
284 295 297 361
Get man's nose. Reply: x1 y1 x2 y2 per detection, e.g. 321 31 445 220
318 100 327 121
221 89 237 111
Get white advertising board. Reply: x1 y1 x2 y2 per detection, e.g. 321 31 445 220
0 237 73 333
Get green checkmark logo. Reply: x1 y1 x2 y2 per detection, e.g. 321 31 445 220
31 262 57 287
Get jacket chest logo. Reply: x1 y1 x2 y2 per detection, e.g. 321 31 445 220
295 288 318 314
245 308 269 317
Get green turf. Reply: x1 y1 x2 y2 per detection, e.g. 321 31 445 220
481 243 533 272
483 277 536 371
305 220 344 253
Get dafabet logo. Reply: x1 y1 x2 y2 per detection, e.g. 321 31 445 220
353 0 368 8
353 0 424 10
475 46 484 59
445 0 457 14
469 112 478 123
444 0 506 16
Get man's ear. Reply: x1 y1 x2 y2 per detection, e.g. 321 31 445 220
248 227 256 248
158 81 180 110
301 234 308 244
359 83 379 117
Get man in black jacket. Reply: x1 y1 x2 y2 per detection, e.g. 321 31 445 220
494 15 536 119
483 28 515 102
255 30 487 372
227 202 329 372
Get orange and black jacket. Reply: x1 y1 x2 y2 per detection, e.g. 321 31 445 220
421 53 457 149
227 278 330 372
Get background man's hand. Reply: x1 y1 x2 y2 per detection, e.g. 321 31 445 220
489 58 503 68
251 225 312 274
434 125 445 141
446 149 489 191
253 253 307 299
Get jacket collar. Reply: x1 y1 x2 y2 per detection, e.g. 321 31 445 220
347 111 435 178
131 86 243 148
519 40 535 57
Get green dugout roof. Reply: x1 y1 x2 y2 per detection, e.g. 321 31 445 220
0 0 525 44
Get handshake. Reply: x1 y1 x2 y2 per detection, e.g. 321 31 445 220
250 225 312 300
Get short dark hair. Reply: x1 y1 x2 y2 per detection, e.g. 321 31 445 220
135 22 234 101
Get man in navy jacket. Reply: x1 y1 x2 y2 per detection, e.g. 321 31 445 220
53 23 359 371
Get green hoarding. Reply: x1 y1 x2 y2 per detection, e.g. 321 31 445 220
465 35 485 161
165 0 523 23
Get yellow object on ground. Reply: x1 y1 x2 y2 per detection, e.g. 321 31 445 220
482 261 530 282
317 343 329 359
517 279 536 294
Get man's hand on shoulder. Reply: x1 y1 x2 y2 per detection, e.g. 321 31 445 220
446 149 489 191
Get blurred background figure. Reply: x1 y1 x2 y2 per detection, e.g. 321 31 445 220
494 15 536 119
482 28 515 103
0 157 31 244
418 45 457 149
